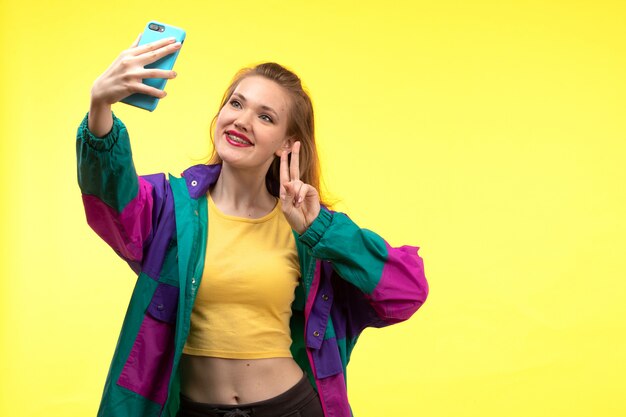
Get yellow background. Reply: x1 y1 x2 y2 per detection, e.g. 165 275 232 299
1 0 625 416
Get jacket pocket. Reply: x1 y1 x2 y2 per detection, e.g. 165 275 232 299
146 281 179 323
117 283 179 405
311 337 343 378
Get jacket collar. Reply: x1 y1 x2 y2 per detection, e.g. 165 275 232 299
181 164 222 199
181 163 281 200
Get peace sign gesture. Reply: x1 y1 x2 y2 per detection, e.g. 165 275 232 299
280 142 321 235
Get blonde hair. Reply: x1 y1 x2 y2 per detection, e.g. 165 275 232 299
208 63 330 207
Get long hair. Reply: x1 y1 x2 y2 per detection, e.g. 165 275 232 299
208 63 330 207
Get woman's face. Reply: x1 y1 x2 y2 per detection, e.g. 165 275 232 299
214 75 292 171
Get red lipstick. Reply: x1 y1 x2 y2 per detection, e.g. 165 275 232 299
224 130 253 147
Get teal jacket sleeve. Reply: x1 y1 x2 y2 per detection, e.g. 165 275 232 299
76 112 162 272
298 208 428 324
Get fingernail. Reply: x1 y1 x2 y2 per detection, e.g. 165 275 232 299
173 71 177 77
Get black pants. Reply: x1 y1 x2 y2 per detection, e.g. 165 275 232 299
176 373 324 417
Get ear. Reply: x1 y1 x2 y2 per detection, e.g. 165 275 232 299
274 137 296 157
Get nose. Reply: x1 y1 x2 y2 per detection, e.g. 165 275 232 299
234 111 252 132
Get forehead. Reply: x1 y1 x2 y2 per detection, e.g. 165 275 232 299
232 76 290 115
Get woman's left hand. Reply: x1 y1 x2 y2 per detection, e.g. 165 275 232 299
280 141 321 235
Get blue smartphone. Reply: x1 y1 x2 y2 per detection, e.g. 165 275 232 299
120 21 186 112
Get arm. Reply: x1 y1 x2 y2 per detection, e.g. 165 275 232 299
88 101 114 138
76 35 181 271
278 142 428 325
76 112 155 271
298 208 428 325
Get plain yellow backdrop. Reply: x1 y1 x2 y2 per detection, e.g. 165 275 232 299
1 0 625 416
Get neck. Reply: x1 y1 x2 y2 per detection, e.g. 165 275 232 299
210 162 276 217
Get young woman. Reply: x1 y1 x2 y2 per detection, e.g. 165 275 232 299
77 35 428 417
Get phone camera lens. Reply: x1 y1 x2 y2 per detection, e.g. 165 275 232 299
148 23 165 32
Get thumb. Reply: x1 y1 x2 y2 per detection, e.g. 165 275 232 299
130 33 142 48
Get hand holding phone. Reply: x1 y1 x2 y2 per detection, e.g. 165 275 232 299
121 21 186 111
90 21 185 112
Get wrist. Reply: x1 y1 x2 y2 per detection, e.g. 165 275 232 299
89 90 112 111
297 209 332 248
89 78 115 107
88 99 113 138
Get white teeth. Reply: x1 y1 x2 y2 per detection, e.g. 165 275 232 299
227 133 251 145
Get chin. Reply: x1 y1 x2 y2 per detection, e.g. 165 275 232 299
216 150 252 169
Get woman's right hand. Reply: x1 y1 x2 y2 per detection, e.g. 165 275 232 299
87 34 181 136
90 34 181 107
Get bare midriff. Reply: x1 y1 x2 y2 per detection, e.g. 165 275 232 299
180 354 305 404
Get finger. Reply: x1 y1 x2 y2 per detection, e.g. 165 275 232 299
282 182 295 205
280 150 290 185
136 41 182 64
130 36 178 56
130 33 142 48
129 83 168 99
290 141 301 181
141 69 178 79
293 181 304 207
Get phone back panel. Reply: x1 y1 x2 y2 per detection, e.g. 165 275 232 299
120 21 186 112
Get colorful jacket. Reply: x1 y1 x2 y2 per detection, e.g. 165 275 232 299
76 112 429 417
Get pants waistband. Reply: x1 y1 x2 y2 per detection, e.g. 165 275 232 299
178 373 318 417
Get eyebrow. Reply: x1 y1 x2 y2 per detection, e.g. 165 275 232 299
231 92 280 121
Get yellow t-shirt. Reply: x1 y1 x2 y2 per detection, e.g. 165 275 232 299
182 193 300 359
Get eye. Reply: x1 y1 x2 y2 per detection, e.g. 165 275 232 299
229 99 242 109
259 114 274 123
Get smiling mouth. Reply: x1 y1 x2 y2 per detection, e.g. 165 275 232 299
225 131 253 147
